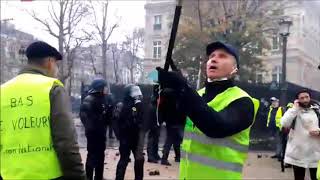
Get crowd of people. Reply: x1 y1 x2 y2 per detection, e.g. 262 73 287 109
1 40 319 180
265 92 320 180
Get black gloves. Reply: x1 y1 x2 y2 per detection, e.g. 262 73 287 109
156 67 190 126
156 67 189 90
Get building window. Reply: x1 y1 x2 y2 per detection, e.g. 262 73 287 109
153 15 162 30
272 35 280 50
153 41 161 59
272 66 282 84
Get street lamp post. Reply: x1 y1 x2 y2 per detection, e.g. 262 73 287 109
279 18 292 106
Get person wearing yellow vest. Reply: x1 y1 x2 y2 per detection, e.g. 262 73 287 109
0 41 85 180
267 97 284 160
156 41 259 179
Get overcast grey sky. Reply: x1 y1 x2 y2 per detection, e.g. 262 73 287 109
1 0 146 48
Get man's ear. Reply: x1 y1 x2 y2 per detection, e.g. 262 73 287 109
42 57 50 69
47 58 54 69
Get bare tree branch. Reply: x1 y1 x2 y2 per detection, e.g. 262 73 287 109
83 30 100 43
88 0 120 82
89 47 98 75
28 11 59 38
105 23 118 42
121 28 144 83
28 0 89 88
48 0 60 27
48 8 60 28
62 0 69 18
89 1 103 35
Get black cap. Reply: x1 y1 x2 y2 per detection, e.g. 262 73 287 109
26 41 62 61
206 41 239 69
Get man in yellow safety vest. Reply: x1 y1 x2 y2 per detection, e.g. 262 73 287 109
157 41 259 179
0 41 85 180
267 97 283 160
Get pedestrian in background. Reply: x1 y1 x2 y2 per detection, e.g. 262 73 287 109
281 89 320 180
267 97 283 160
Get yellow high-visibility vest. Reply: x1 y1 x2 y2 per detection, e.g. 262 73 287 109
0 73 63 179
267 106 283 129
179 86 259 179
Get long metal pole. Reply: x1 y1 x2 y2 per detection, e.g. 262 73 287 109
164 0 182 71
196 59 202 89
280 35 288 106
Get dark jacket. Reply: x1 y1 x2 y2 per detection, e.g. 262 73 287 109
143 96 158 131
80 93 110 135
182 80 255 138
18 65 86 180
159 88 186 127
105 93 115 124
118 97 144 138
112 102 123 139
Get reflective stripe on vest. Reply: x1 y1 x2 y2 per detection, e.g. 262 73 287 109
267 107 283 128
179 86 259 180
0 73 63 179
184 131 248 153
181 150 243 173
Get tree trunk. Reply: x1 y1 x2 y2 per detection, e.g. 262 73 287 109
129 65 134 83
102 42 107 80
68 76 72 96
68 60 73 97
58 36 64 77
58 1 65 83
112 51 119 83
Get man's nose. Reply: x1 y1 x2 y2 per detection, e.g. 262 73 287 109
208 58 217 64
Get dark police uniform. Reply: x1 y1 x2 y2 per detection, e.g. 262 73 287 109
115 85 144 180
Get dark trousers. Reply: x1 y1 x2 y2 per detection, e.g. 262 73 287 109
147 125 160 160
292 165 317 180
162 125 184 161
270 127 282 157
85 132 106 180
116 131 145 180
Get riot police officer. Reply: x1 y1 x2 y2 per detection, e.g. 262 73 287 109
115 84 145 180
80 78 110 180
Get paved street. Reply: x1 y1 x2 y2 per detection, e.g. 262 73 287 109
79 148 295 180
